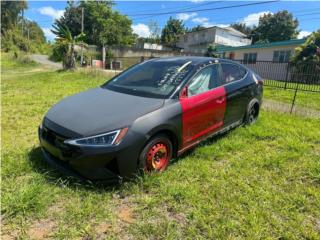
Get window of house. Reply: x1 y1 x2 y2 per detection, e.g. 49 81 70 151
244 53 257 64
221 63 247 84
188 65 220 96
273 50 291 63
184 36 188 42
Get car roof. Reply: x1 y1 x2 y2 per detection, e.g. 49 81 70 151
148 56 237 68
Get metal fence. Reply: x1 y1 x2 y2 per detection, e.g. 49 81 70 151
236 60 320 93
236 60 320 117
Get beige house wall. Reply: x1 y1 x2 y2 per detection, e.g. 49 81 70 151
225 45 299 61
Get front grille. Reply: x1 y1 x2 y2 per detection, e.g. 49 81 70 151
40 127 79 159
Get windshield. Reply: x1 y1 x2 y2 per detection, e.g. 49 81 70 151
102 59 193 98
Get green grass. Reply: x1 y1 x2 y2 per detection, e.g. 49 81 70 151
264 82 320 111
2 55 320 239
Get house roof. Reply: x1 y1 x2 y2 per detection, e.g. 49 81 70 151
215 39 305 52
181 26 248 38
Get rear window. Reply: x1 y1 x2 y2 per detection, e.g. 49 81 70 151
221 63 247 84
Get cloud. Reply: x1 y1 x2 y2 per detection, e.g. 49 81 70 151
38 6 64 19
176 12 197 21
298 31 311 39
189 0 205 3
192 17 209 24
42 27 56 42
192 16 228 28
241 11 271 27
132 23 150 38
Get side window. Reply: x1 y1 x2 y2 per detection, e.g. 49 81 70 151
221 63 247 84
187 65 220 97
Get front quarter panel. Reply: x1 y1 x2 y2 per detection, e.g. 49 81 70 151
131 99 183 152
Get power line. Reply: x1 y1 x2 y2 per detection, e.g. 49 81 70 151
130 0 279 19
123 0 225 15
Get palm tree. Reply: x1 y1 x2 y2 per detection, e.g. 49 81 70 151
51 21 86 70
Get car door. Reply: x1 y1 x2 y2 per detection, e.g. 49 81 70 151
220 63 249 126
180 64 226 147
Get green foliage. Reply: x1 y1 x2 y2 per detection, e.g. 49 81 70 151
187 25 206 33
55 1 135 47
161 17 186 47
205 45 219 57
51 21 86 70
230 23 253 36
1 0 27 34
1 1 48 54
291 30 320 65
252 11 299 43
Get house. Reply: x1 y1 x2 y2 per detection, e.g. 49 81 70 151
177 26 252 54
215 39 307 81
215 39 305 63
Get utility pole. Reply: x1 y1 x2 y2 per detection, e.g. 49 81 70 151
80 7 84 66
21 9 24 35
27 28 30 52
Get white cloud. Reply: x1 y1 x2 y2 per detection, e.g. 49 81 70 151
176 12 197 21
192 17 209 24
42 27 56 42
298 31 311 39
241 11 272 27
132 23 151 38
189 0 205 3
38 6 64 19
191 16 228 28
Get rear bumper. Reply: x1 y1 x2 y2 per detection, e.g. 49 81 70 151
38 126 146 181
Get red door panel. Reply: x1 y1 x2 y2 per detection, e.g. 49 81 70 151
180 86 226 148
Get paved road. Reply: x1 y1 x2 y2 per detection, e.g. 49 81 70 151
30 54 62 69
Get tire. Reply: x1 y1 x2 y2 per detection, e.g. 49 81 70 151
139 134 173 172
244 99 260 125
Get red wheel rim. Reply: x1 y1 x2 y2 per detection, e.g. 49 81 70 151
146 142 169 171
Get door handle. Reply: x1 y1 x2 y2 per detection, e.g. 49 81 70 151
216 97 225 104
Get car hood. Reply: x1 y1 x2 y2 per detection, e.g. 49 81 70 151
45 87 164 136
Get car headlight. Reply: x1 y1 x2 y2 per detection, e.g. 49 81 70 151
65 127 128 146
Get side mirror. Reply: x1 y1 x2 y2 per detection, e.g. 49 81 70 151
180 86 188 99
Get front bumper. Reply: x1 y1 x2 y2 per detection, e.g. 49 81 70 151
38 125 146 181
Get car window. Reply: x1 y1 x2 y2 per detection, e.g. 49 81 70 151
221 63 247 84
188 64 220 97
103 60 192 99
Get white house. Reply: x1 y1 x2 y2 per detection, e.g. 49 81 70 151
177 26 252 54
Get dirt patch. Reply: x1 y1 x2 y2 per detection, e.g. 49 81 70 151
118 206 135 224
27 219 56 240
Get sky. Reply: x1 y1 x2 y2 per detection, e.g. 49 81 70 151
24 0 320 42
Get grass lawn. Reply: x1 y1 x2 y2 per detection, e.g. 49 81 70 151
264 86 320 111
1 54 320 239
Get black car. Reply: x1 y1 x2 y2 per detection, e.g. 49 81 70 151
39 57 263 182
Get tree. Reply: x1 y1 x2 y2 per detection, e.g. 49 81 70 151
1 1 47 54
291 30 320 65
252 11 299 43
55 1 135 47
230 23 253 36
51 21 86 70
161 17 186 47
188 25 206 33
148 20 161 43
205 45 219 57
1 0 27 34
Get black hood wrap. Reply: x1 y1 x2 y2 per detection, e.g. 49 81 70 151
45 87 164 136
